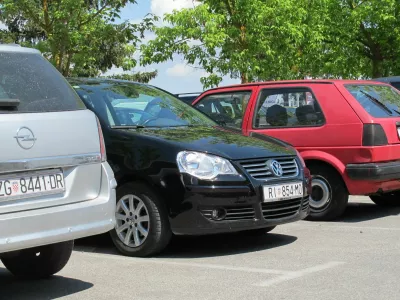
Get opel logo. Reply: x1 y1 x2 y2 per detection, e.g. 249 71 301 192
268 160 283 177
14 127 37 149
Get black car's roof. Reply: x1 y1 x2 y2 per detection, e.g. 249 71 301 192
67 77 147 86
373 76 400 82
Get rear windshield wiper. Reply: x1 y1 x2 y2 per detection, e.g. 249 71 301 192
0 99 20 110
111 125 146 129
360 91 394 115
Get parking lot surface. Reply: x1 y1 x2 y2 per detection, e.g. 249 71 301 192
0 196 399 300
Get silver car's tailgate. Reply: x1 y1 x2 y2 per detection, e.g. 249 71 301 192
0 109 102 214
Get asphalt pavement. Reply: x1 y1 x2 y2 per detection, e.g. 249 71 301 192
1 196 399 300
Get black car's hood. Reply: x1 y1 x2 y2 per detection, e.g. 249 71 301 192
126 126 295 160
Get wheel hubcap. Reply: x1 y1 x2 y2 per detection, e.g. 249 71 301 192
310 176 331 210
115 195 150 247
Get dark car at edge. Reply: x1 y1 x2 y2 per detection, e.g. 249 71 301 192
68 78 311 257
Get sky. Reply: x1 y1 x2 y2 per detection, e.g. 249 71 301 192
105 0 239 93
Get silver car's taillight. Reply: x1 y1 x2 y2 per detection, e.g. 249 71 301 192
96 116 107 162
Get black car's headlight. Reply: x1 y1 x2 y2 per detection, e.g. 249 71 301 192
177 151 239 180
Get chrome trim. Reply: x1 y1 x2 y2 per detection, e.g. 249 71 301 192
0 153 102 174
240 157 299 181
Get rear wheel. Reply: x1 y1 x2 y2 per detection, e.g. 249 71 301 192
370 192 400 206
307 163 349 221
110 182 172 257
1 241 73 279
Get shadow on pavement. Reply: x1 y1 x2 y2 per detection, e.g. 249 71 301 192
338 201 400 223
0 268 93 300
74 231 297 259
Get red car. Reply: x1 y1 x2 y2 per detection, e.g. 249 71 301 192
192 80 400 220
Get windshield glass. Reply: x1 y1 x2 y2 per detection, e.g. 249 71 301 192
345 84 400 117
71 81 216 128
0 52 85 113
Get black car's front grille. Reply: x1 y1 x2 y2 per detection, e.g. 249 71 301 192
240 157 299 181
261 198 302 220
302 197 309 212
200 205 255 221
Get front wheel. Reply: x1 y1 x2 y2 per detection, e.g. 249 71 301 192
1 241 73 279
307 164 349 221
370 192 400 206
110 182 172 257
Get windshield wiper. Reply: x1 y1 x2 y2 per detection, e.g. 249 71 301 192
360 91 393 115
111 125 146 129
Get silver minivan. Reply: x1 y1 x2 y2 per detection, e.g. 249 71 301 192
0 45 116 278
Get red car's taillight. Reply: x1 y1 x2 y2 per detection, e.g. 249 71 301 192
96 116 107 162
362 124 388 146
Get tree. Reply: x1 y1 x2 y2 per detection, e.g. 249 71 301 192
140 0 308 88
0 0 157 79
306 0 400 79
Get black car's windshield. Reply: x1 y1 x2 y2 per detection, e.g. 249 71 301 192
345 84 400 117
71 81 216 128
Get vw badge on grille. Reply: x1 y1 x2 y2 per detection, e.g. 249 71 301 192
267 160 283 177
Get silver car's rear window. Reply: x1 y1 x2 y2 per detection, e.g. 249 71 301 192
0 52 85 113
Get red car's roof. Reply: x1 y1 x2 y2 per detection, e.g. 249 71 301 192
206 79 390 91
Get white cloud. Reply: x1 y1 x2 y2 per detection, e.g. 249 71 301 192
0 22 7 30
151 0 199 17
166 63 199 77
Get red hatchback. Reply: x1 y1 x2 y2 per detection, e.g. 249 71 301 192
192 80 400 220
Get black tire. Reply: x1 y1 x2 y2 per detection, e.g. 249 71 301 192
110 182 172 257
370 192 400 206
306 163 349 221
1 241 73 279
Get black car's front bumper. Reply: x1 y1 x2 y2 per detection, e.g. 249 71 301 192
169 182 310 236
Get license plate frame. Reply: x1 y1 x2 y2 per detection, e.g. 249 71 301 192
0 169 66 202
263 182 303 202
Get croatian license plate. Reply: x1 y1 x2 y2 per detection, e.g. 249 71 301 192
0 170 65 201
263 182 303 202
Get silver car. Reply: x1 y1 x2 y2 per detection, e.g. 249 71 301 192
0 45 116 278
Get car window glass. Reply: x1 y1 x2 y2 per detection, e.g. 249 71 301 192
73 82 216 128
0 52 85 113
254 88 325 128
345 84 400 118
391 82 400 91
194 91 252 129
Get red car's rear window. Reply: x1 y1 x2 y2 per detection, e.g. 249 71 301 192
345 84 400 118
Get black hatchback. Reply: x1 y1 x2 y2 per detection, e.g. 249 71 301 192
69 78 311 257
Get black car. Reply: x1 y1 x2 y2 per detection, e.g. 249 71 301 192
175 93 201 105
373 76 400 91
69 78 311 257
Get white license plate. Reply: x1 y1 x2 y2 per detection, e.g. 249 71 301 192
0 171 65 201
263 182 303 202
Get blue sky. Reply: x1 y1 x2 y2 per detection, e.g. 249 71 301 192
106 0 239 94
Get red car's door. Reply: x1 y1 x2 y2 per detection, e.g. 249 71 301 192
245 83 361 152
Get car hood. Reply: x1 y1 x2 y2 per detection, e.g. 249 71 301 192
129 126 295 160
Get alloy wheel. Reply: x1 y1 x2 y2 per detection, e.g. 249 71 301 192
115 195 150 247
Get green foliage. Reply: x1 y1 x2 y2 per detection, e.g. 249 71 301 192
141 0 400 88
0 0 157 78
306 0 400 79
140 0 311 88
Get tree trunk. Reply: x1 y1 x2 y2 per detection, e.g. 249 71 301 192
372 59 383 78
241 72 249 83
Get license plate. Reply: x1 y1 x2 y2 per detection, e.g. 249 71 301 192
0 170 65 201
263 182 303 202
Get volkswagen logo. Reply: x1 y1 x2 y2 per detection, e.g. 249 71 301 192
14 127 37 149
267 160 283 177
